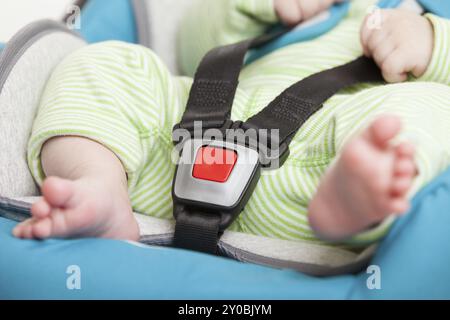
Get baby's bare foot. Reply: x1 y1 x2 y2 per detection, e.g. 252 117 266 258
13 176 139 241
308 115 416 240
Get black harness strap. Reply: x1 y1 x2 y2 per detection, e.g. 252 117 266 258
173 209 221 254
243 56 385 151
177 41 250 132
177 31 289 132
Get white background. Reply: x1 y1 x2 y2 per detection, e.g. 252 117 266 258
0 0 74 42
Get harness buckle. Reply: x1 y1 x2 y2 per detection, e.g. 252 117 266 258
172 138 261 231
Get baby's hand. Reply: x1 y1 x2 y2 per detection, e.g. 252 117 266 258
361 9 434 83
274 0 344 26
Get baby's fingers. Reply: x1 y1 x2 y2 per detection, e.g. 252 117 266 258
275 0 345 26
369 34 397 72
361 8 390 57
275 0 303 26
360 16 375 56
381 49 410 83
300 0 344 21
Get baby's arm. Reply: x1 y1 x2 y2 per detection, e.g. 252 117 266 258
275 0 344 26
178 0 277 76
361 9 450 85
178 0 342 76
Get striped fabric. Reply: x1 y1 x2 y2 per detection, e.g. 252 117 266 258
28 0 450 247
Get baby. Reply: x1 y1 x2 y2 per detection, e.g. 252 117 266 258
14 0 450 248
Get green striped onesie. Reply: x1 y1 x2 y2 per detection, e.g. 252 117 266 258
28 0 450 247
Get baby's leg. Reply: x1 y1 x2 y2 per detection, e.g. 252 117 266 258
13 136 139 240
16 41 189 240
308 83 450 241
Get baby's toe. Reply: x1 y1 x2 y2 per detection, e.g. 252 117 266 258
390 176 413 196
12 224 22 238
41 177 75 208
47 209 71 238
22 224 34 238
32 218 53 239
13 219 35 239
368 115 402 148
395 142 415 158
387 197 410 214
394 158 416 177
12 220 27 238
31 199 51 219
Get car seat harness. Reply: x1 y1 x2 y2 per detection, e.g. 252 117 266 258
172 32 384 254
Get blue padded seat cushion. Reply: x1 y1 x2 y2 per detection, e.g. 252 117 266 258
1 167 450 299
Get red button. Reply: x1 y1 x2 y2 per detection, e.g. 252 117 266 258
192 146 238 183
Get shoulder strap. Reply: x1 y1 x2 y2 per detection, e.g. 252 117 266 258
175 31 288 133
242 56 384 157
